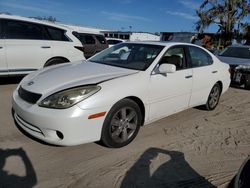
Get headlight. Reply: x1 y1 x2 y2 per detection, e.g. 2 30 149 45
39 85 101 109
236 65 250 70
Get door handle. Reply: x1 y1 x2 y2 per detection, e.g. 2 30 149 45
41 46 51 49
0 47 3 49
185 75 193 79
212 71 218 73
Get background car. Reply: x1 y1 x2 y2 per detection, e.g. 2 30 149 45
106 38 125 47
217 45 250 89
0 15 85 76
228 156 250 188
12 42 230 148
72 32 108 58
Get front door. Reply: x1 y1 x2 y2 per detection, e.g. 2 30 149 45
148 46 193 121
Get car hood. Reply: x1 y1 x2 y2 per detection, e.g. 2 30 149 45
20 61 138 95
217 56 250 65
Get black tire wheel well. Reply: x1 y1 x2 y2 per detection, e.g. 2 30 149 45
44 57 70 67
124 96 145 126
205 82 222 111
216 81 223 93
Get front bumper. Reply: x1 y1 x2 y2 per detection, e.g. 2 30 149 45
12 89 107 146
230 65 250 85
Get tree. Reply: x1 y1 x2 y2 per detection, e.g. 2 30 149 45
0 12 11 15
242 23 250 44
196 0 250 46
30 16 57 23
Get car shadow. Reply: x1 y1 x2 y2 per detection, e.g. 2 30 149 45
0 147 37 187
121 147 216 188
0 76 24 85
230 84 249 91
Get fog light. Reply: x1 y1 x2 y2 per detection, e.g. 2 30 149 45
56 131 64 139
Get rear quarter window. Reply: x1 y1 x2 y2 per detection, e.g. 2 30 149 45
73 32 96 44
46 26 69 41
95 35 107 44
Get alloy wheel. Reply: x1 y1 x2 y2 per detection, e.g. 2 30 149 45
110 107 138 143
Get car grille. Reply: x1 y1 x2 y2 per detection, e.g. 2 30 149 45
18 86 42 104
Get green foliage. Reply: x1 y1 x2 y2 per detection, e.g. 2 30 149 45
196 0 250 44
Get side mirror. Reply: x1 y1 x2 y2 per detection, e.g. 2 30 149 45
158 64 176 74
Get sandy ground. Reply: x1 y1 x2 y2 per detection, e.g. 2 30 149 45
0 78 250 188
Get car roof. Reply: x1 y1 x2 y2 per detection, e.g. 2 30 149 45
123 41 202 48
0 14 71 31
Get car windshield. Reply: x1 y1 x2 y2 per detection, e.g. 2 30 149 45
88 43 164 71
219 47 250 59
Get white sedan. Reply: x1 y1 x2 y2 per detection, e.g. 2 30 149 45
12 42 230 147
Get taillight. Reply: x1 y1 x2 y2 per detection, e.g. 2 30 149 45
74 46 84 52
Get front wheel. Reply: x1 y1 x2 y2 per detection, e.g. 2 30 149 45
205 83 221 111
101 99 142 148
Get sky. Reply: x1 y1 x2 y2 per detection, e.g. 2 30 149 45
0 0 218 33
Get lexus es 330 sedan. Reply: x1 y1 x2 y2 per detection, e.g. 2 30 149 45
12 42 230 148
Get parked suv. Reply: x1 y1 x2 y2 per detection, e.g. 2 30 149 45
72 32 108 58
0 15 85 76
106 38 125 47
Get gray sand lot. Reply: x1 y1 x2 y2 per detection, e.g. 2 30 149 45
0 82 250 188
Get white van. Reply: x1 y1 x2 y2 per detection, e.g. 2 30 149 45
0 15 85 76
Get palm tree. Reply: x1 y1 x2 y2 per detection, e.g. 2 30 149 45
242 23 250 44
196 0 250 46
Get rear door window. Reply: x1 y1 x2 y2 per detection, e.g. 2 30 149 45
46 26 69 41
5 19 45 40
85 35 95 44
73 32 95 44
188 46 213 67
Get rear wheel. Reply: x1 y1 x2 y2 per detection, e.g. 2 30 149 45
205 83 221 111
101 99 142 148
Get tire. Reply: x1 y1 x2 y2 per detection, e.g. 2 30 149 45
244 75 250 90
205 83 221 111
101 99 142 148
44 58 68 67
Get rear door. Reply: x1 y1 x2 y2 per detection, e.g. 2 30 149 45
0 19 8 75
45 25 74 62
187 46 217 106
4 19 52 75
